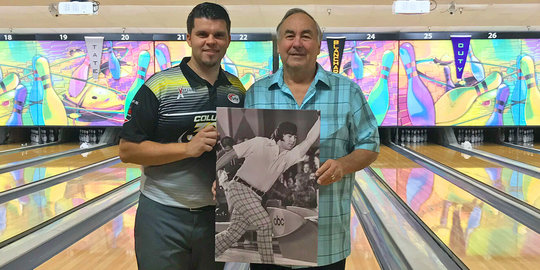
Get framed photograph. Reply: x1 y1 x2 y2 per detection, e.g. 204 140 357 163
215 107 320 266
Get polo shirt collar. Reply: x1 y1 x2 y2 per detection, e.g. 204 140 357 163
268 63 331 91
180 57 232 87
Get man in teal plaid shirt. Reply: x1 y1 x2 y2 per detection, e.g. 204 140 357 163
247 8 380 270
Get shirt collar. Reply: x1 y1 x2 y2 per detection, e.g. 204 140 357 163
269 63 331 91
180 57 232 87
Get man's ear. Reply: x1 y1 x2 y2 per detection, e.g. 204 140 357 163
186 33 192 47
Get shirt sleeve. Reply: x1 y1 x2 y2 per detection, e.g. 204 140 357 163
119 85 159 143
232 137 260 158
349 83 380 153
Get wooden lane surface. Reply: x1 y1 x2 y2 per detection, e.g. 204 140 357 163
36 196 379 269
36 205 138 270
474 143 540 168
36 205 379 270
0 145 120 193
0 163 141 243
369 145 540 269
346 207 381 270
0 143 81 166
0 143 25 152
408 144 540 207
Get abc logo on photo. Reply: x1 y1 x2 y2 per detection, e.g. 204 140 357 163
273 217 285 226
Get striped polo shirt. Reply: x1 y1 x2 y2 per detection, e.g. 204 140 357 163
120 57 246 208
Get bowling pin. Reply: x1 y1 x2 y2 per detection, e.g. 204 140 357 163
40 128 47 144
486 84 510 126
155 43 171 71
124 50 151 118
435 72 503 124
6 85 27 126
68 55 90 98
29 56 45 126
222 55 238 77
351 42 364 80
520 55 540 125
89 129 97 144
368 50 394 126
400 42 435 126
0 73 20 93
48 128 55 142
35 56 68 125
468 46 485 82
509 129 515 143
443 66 455 92
108 43 121 80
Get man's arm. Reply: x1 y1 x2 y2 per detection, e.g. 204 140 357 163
216 148 238 170
119 125 218 166
291 117 320 157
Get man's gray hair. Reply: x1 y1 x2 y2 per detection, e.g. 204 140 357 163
276 8 323 42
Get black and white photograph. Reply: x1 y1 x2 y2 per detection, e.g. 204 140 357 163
215 107 320 266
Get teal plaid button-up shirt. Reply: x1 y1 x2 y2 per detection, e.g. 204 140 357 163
245 64 380 266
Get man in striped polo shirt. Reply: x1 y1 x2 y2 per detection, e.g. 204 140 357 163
119 3 245 270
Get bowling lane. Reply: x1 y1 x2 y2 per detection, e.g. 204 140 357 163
0 145 119 193
37 204 379 270
0 143 81 166
474 143 540 168
369 145 540 269
409 144 540 208
346 208 381 270
0 143 25 152
36 205 138 270
0 163 141 243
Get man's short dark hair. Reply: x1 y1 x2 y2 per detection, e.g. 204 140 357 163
221 136 235 148
187 2 231 34
271 121 297 142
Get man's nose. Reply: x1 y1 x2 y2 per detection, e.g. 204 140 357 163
292 36 302 47
206 35 217 44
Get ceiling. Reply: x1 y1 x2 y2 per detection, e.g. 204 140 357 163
0 0 538 33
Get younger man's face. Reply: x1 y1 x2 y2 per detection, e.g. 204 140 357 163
187 17 231 69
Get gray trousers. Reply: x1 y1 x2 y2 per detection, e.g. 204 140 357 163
135 193 223 270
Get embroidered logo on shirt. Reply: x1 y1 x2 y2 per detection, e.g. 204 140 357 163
227 93 240 104
124 100 138 122
177 87 195 99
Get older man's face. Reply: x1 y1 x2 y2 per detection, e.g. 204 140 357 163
277 13 321 71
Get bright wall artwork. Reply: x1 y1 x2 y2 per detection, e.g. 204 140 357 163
154 41 273 90
0 40 155 127
0 34 538 128
0 40 272 127
397 39 540 126
317 40 399 126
